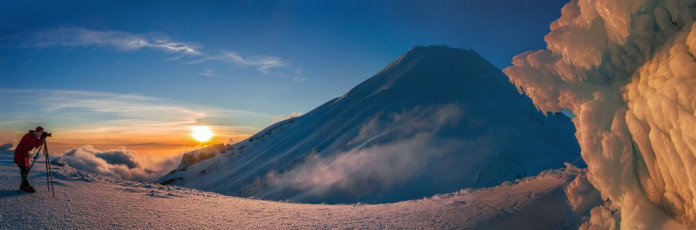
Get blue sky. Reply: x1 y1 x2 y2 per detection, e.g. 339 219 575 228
0 0 567 154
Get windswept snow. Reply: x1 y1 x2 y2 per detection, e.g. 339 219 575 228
504 0 696 228
0 153 594 229
162 45 581 204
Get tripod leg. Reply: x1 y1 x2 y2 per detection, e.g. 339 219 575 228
29 143 44 173
45 151 50 191
44 142 55 197
47 158 55 197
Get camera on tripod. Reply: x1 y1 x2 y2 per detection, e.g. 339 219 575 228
29 135 56 197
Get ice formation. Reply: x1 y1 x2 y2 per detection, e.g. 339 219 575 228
504 0 696 228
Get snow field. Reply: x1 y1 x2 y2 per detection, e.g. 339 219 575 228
0 153 594 229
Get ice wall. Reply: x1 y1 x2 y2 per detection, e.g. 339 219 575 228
503 0 696 228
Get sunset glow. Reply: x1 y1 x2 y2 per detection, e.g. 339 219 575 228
191 126 214 142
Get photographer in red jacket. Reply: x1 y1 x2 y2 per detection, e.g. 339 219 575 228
14 126 48 193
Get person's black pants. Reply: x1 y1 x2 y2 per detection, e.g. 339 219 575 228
19 165 28 174
18 165 29 186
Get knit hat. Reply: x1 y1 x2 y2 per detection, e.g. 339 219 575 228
35 126 44 132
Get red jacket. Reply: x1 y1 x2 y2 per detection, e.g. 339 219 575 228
14 130 45 167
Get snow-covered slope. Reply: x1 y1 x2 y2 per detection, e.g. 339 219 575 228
161 45 581 204
0 153 595 229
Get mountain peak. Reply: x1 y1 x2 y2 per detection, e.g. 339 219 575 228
406 45 478 56
381 45 498 80
343 45 510 105
161 45 580 204
382 45 488 73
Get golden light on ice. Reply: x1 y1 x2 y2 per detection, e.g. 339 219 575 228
191 126 214 142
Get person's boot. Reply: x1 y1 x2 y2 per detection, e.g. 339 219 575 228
19 174 35 193
19 184 36 193
24 185 35 193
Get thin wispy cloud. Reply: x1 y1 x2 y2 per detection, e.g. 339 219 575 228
22 28 200 55
275 68 308 82
190 51 287 74
197 70 221 77
292 68 308 82
0 88 276 135
13 27 290 75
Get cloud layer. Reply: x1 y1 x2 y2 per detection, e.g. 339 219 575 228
60 145 180 182
260 104 462 201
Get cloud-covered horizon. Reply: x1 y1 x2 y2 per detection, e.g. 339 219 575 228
60 145 180 182
7 27 289 75
0 88 293 155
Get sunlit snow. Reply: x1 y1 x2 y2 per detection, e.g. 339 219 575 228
0 153 593 229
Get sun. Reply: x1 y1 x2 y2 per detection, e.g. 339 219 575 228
191 126 214 142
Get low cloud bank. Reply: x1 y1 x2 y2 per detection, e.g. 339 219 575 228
262 104 463 201
60 145 180 182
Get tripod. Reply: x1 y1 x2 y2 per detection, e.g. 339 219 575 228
29 140 56 197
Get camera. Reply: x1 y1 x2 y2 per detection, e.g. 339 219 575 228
42 132 52 138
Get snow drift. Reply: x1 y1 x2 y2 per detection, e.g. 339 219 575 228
504 0 696 228
161 45 581 204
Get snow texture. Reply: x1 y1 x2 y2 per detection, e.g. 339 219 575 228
0 153 594 229
504 0 696 228
161 45 581 204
